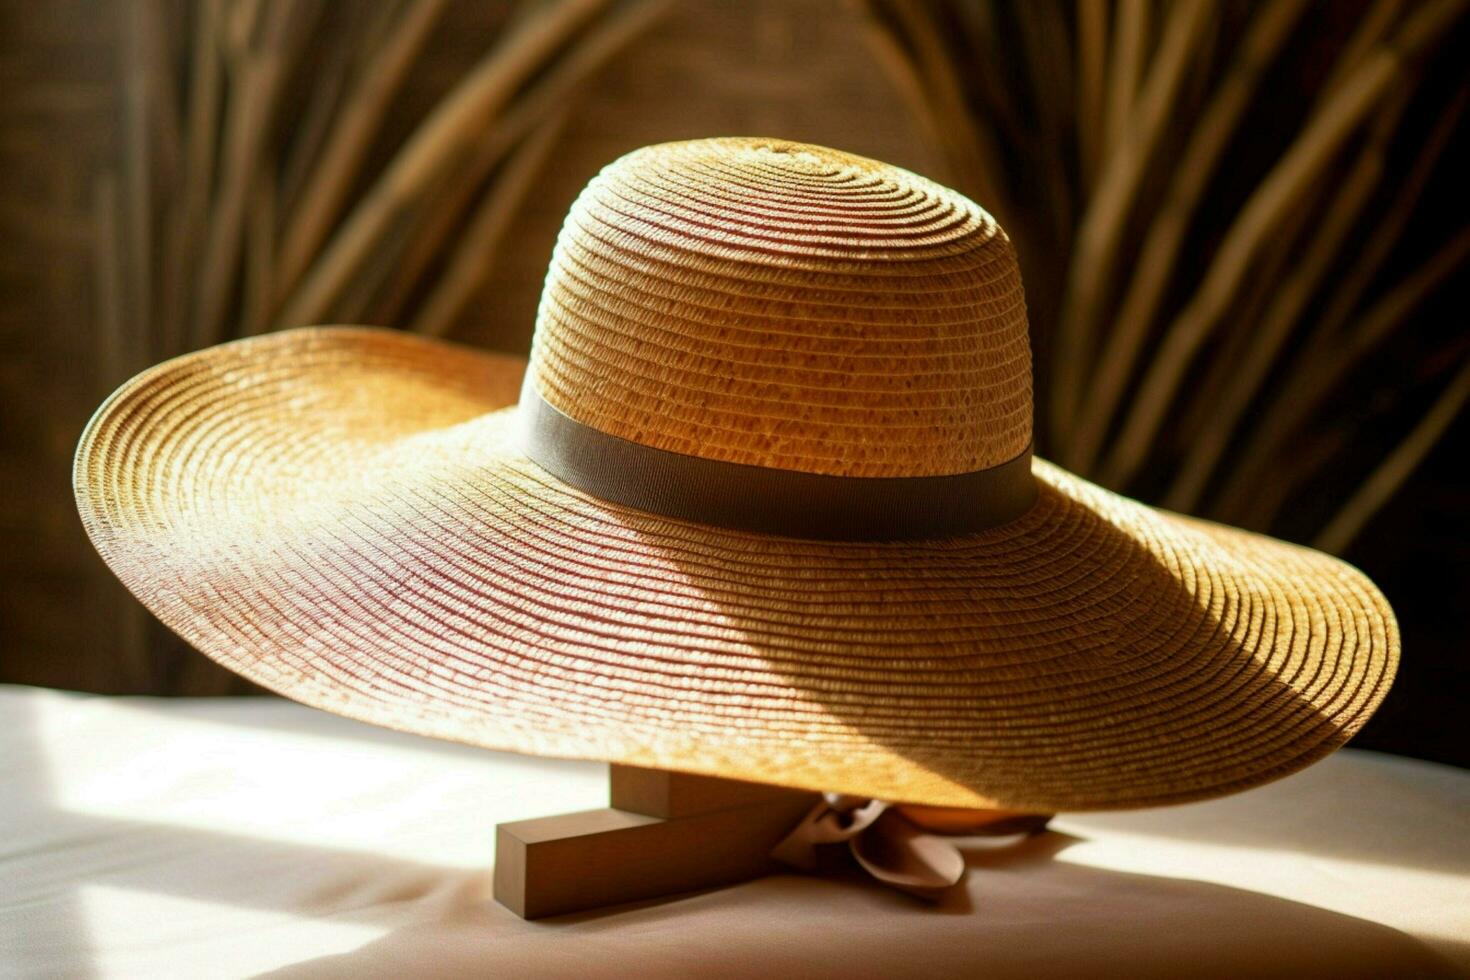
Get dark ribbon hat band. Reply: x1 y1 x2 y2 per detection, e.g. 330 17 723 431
521 385 1038 541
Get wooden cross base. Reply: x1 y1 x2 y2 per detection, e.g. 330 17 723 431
494 764 819 919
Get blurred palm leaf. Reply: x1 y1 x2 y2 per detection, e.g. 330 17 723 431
98 0 668 371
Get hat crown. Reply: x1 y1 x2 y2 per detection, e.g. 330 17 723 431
529 138 1031 478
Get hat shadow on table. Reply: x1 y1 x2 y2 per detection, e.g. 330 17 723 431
263 829 1460 980
8 691 1456 980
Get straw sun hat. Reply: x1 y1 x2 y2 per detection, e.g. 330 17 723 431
75 138 1396 812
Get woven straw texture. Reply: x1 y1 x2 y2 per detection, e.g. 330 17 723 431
533 138 1030 477
74 140 1397 811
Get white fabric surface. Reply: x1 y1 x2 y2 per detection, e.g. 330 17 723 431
1 685 1465 979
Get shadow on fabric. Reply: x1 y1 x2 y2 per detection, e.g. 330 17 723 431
265 829 1458 980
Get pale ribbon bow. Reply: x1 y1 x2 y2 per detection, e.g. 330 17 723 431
771 794 1051 901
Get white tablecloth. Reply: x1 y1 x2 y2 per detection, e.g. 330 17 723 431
1 686 1466 979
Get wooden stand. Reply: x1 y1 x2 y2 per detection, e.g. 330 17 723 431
494 765 819 919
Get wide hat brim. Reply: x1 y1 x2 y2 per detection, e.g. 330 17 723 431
75 326 1397 811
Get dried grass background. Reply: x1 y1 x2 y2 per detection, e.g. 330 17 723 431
99 0 668 372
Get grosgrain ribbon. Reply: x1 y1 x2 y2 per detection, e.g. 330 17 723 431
520 382 1038 541
771 795 1053 901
